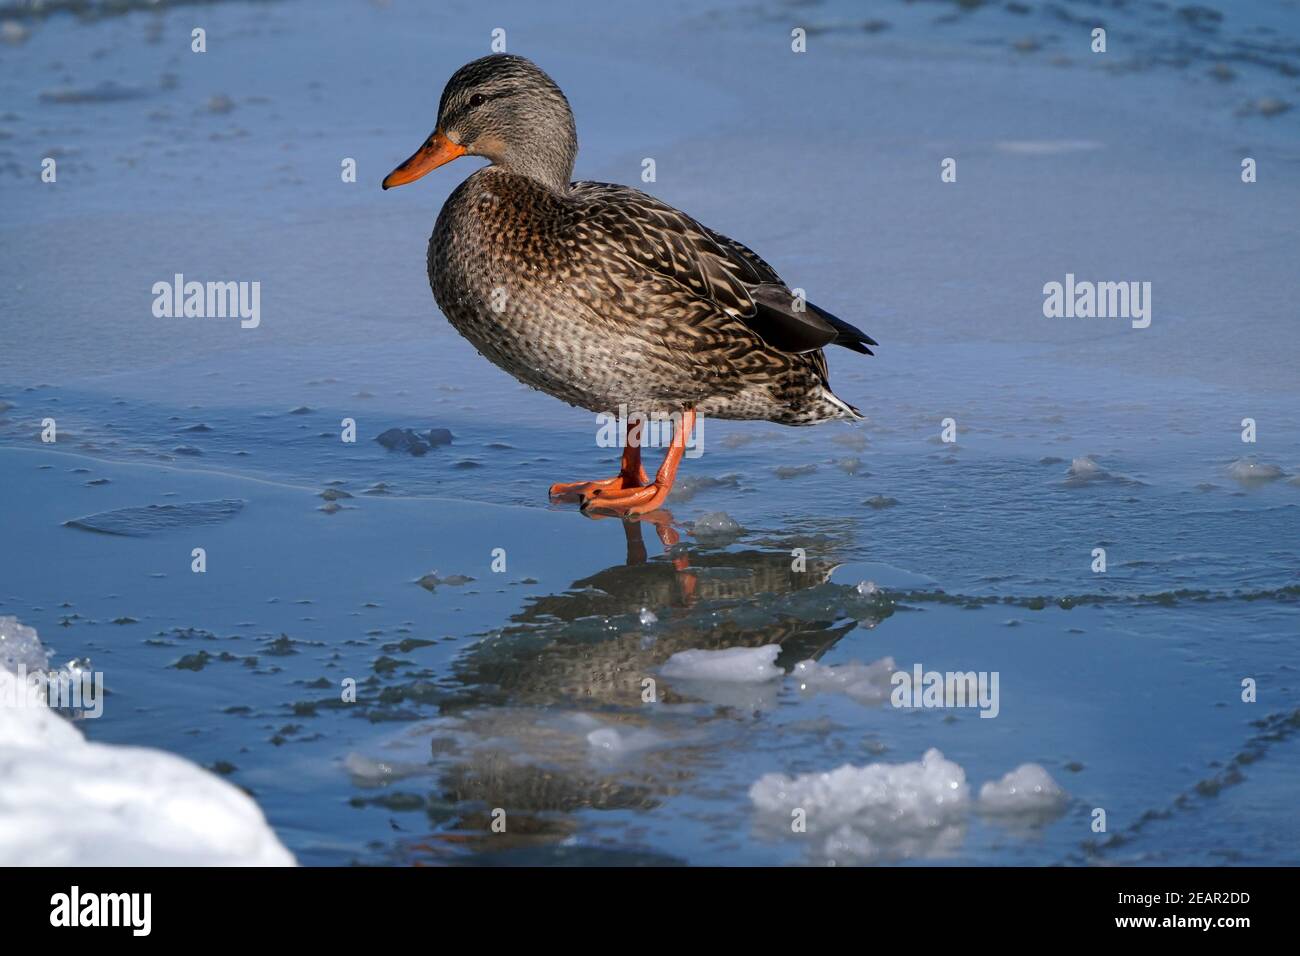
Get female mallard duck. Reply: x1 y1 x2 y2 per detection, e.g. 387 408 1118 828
383 54 876 515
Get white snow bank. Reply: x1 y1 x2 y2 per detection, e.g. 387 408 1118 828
661 644 783 683
0 616 293 866
792 657 895 704
978 763 1068 815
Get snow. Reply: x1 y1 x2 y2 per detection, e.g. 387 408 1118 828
661 644 783 683
750 748 970 831
751 750 1070 862
978 764 1068 815
750 748 971 860
0 618 293 866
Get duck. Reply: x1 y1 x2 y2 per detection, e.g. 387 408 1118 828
382 54 876 515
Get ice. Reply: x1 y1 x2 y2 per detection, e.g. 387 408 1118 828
661 645 782 683
978 764 1069 816
855 580 880 597
1063 456 1145 488
691 512 744 539
63 499 245 536
585 724 665 757
792 656 895 705
1 20 29 45
1065 456 1104 481
375 427 454 456
1227 458 1285 483
0 619 292 866
343 752 428 787
638 607 658 626
0 616 50 675
749 748 970 862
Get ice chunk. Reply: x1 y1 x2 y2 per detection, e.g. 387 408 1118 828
64 499 245 536
978 763 1068 815
661 645 782 683
667 474 740 502
774 464 817 479
343 752 427 787
1065 456 1104 480
0 616 51 675
1063 456 1143 488
376 426 454 455
0 619 292 866
1226 458 1284 483
750 748 970 842
692 511 744 539
792 656 895 704
586 725 665 757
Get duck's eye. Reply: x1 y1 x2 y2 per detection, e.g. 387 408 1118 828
469 93 486 108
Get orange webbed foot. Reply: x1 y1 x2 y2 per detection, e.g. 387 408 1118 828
581 481 668 516
577 409 696 517
548 474 634 499
548 441 649 502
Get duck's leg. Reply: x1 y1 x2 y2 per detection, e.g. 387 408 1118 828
549 441 648 499
583 409 696 516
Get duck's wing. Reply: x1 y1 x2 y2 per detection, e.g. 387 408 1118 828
569 182 876 357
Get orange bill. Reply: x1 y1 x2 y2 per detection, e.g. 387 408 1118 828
382 131 466 189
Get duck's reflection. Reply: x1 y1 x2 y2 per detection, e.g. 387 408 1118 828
394 512 893 863
450 510 868 709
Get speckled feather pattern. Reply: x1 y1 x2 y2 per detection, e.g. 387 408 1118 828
428 168 861 424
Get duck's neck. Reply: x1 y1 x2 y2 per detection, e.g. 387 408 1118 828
493 123 577 193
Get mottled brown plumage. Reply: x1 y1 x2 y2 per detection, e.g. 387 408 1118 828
383 54 876 511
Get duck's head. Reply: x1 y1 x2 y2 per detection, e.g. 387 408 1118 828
382 54 577 193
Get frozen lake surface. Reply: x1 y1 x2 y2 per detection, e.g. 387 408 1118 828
1 0 1298 865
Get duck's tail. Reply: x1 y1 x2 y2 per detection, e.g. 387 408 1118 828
821 387 865 422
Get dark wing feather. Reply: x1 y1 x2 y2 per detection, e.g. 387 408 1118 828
571 182 875 357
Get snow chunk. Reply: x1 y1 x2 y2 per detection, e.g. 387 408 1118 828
978 763 1068 815
0 620 293 866
661 644 782 683
750 748 970 836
